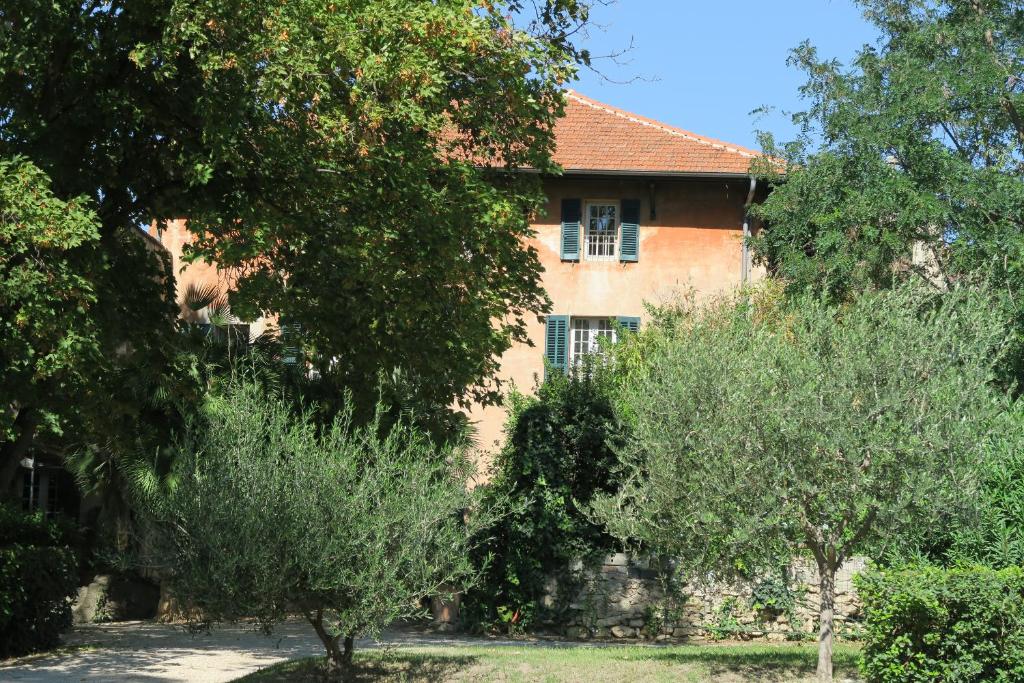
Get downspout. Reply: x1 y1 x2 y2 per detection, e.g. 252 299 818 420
741 176 757 285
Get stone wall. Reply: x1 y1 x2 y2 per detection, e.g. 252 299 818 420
538 554 866 642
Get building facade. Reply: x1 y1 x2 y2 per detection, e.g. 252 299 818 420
148 91 766 461
466 91 766 455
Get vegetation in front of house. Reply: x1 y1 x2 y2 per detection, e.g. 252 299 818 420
857 566 1024 683
0 504 79 658
592 281 1016 681
4 4 1024 683
234 642 864 683
145 382 500 676
463 365 627 634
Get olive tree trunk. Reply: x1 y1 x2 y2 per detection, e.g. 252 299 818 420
816 561 837 682
308 610 355 679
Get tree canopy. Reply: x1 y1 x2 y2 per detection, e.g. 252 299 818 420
593 282 1015 681
0 0 598 506
752 0 1024 305
0 1 593 430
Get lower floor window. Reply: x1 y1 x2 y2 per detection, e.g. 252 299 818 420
570 317 616 365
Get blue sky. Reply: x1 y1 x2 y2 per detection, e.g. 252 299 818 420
571 0 880 150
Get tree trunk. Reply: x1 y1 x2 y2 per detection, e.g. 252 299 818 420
816 561 837 682
342 635 354 666
308 611 354 680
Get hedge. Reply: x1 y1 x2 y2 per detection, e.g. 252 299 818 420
0 505 78 659
856 566 1024 682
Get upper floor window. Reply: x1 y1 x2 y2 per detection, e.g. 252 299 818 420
585 202 618 261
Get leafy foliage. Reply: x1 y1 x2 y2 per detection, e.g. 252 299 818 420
0 153 179 498
146 382 495 674
0 0 596 425
942 405 1024 568
592 281 1015 679
857 566 1024 683
0 0 597 506
464 364 626 632
753 0 1024 305
167 0 576 416
0 157 104 448
0 504 78 658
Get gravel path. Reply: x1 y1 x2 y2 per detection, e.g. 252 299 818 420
0 619 599 683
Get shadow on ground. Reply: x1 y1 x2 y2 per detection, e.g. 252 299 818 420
648 646 861 682
238 653 480 682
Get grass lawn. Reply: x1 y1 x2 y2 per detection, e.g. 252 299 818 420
236 642 863 682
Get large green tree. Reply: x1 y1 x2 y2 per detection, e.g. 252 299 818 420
0 157 178 499
752 0 1024 305
593 282 1014 682
1 1 592 436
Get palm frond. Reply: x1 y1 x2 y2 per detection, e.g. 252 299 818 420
182 282 222 312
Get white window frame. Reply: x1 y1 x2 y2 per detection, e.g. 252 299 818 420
584 200 619 262
569 317 617 366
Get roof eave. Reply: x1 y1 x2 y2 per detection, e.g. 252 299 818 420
557 167 754 180
480 166 756 180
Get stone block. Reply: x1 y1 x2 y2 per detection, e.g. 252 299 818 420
565 626 590 640
606 553 629 567
74 574 160 624
611 625 636 638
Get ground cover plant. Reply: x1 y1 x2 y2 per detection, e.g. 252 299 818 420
147 382 498 677
594 281 1016 681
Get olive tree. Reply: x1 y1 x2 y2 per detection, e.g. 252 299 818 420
147 383 495 676
593 282 1014 682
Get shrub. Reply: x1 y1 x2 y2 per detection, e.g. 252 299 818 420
0 504 78 658
146 382 494 676
947 407 1024 568
857 566 1024 682
463 364 626 632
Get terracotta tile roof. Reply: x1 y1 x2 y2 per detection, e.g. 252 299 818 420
552 90 761 175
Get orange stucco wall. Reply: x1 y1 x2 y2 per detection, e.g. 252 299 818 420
147 219 271 334
466 176 761 466
151 178 759 472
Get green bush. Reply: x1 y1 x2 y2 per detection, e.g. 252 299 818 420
146 382 492 675
463 364 626 632
0 504 78 658
948 407 1024 568
857 566 1024 682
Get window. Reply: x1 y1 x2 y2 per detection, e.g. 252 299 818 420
569 317 617 365
585 202 618 261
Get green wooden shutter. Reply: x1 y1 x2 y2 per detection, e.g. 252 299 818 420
620 198 640 262
560 198 581 262
544 315 569 376
617 316 640 334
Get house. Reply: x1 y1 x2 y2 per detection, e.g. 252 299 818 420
150 91 767 457
465 91 766 454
